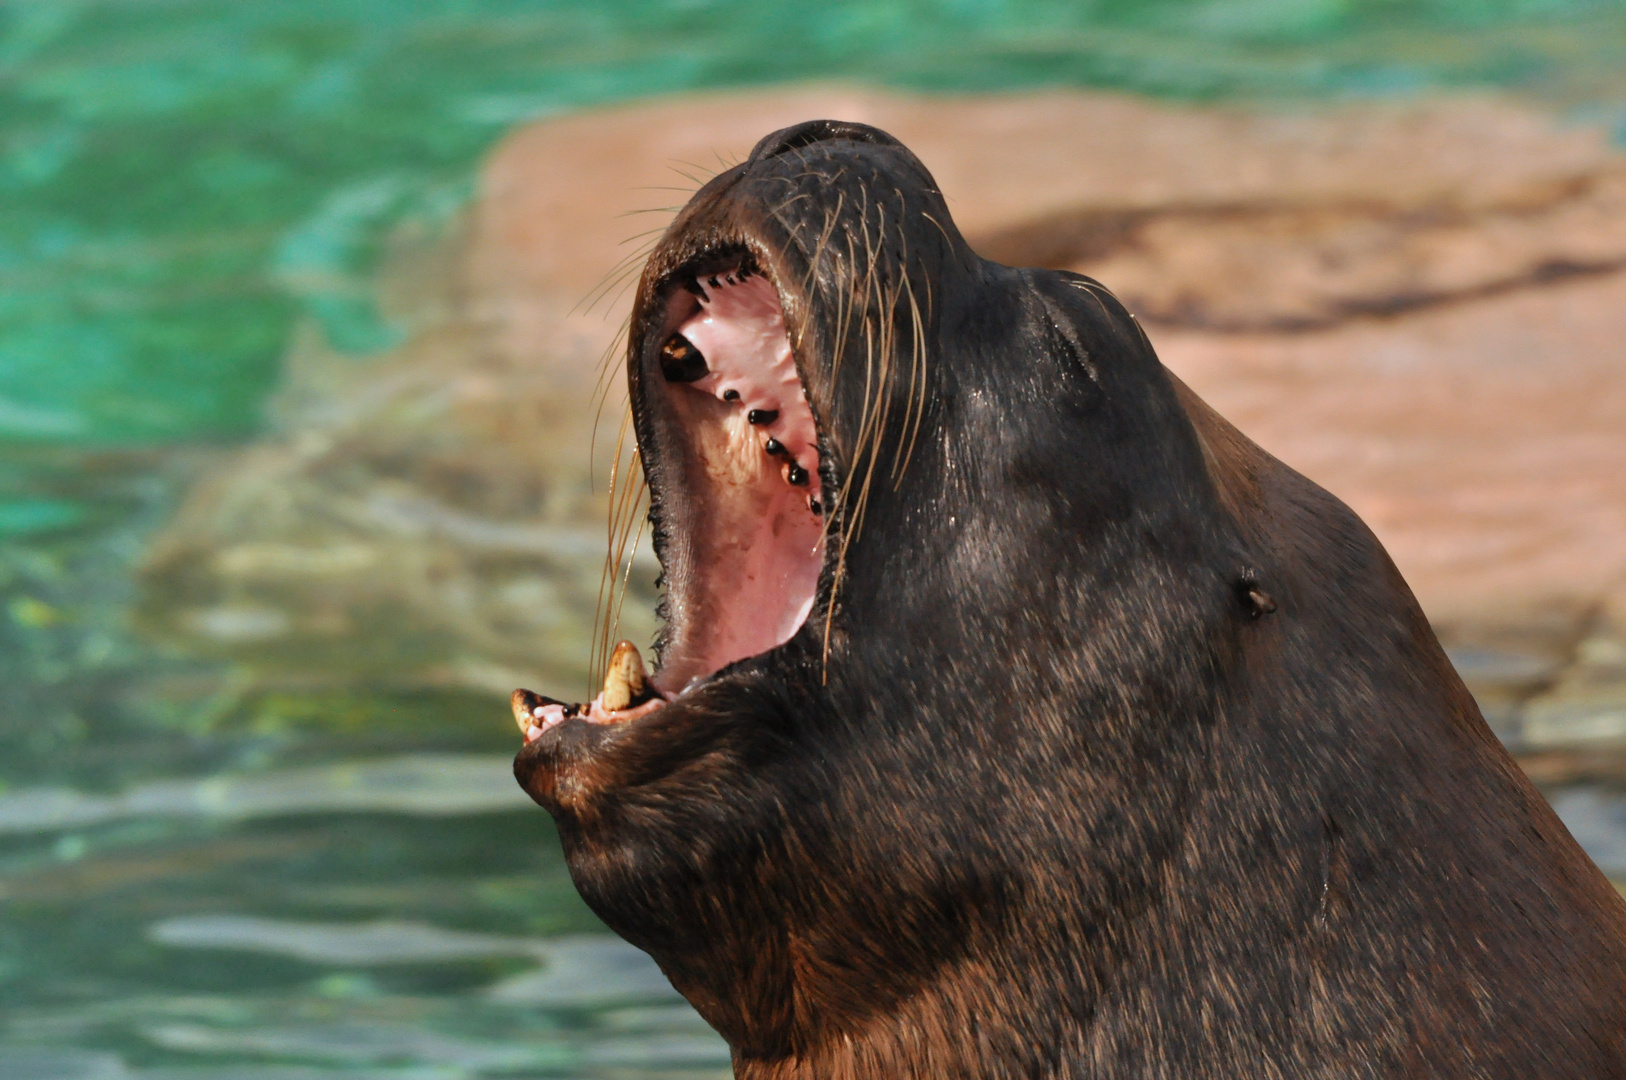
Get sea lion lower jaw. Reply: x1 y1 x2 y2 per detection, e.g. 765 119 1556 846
513 120 1626 1079
511 642 664 742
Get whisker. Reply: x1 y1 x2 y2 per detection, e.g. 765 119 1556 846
769 192 816 217
615 225 673 245
608 482 649 649
600 449 648 682
583 242 664 318
591 410 637 687
587 317 632 484
894 266 928 484
668 158 722 185
920 211 953 250
796 196 844 356
574 235 661 317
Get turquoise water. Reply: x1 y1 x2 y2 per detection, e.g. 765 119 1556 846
3 0 1625 447
4 3 1626 1077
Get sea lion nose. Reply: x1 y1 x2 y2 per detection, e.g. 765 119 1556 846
747 119 905 165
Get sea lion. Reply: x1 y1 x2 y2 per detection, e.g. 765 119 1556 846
512 120 1626 1078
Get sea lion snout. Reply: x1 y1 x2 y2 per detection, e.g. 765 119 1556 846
745 118 905 166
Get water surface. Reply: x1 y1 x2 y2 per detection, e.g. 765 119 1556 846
5 2 1626 1076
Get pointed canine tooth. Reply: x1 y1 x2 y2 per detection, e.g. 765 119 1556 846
601 641 648 712
511 689 541 734
512 688 574 736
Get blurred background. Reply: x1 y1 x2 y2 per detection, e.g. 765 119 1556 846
3 2 1625 1078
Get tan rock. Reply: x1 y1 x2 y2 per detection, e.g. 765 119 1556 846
465 84 1623 368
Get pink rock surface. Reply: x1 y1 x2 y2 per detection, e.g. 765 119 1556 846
466 85 1626 634
1160 272 1626 629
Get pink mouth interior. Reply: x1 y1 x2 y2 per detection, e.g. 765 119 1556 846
517 268 825 743
650 269 826 697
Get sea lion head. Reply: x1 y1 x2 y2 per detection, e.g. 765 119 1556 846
514 120 1265 1074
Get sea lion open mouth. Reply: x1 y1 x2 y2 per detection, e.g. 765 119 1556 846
639 254 826 695
509 247 829 739
510 120 1626 1079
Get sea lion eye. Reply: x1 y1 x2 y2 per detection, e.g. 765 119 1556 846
660 333 708 382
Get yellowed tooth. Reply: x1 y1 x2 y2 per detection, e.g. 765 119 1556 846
510 689 539 734
601 641 647 712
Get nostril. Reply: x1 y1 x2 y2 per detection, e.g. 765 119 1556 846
746 120 904 166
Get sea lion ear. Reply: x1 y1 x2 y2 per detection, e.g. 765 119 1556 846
1032 286 1101 387
747 120 906 164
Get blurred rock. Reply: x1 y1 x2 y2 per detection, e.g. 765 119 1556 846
1549 788 1626 878
137 309 658 694
1443 646 1562 750
980 173 1626 331
137 86 1626 721
1523 602 1626 749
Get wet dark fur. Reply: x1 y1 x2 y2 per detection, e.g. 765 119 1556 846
516 122 1626 1078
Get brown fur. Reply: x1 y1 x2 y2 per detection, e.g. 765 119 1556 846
516 120 1626 1077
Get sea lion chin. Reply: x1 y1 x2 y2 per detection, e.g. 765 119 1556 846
512 120 1626 1079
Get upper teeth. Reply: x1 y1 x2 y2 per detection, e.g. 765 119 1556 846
672 267 821 507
